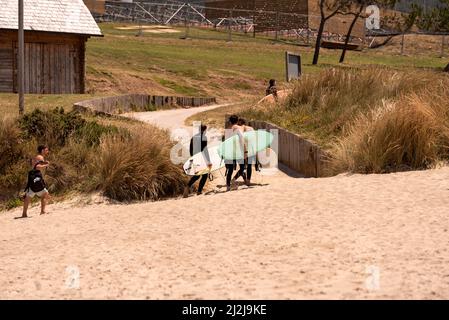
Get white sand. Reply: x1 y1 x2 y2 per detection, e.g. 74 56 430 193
1 105 449 300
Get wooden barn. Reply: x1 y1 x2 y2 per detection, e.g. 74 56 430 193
0 0 102 94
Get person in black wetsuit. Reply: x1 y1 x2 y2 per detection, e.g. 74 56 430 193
183 124 211 198
266 79 278 100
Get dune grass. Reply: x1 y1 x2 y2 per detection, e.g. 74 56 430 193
330 92 449 174
237 67 449 174
0 109 187 211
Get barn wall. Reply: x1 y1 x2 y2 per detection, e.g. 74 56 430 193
0 41 13 92
0 31 87 94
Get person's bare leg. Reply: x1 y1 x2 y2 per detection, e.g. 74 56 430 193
22 196 31 218
40 193 49 215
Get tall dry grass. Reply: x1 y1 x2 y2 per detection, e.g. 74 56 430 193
0 117 24 173
92 126 187 202
243 67 445 146
1 110 187 210
0 117 36 202
242 66 449 174
330 92 449 174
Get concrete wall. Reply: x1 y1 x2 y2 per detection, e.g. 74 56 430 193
248 120 329 178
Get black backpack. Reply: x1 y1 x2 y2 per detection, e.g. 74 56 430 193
25 165 46 193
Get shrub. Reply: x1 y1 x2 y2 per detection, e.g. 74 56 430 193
0 117 25 174
74 121 120 146
92 126 187 202
242 67 449 174
20 107 86 147
0 161 30 200
242 67 446 146
330 92 449 174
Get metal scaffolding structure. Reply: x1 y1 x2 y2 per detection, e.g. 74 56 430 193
102 1 214 25
88 0 374 48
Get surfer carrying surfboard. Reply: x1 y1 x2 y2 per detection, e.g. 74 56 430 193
232 118 259 187
183 125 212 198
224 115 245 192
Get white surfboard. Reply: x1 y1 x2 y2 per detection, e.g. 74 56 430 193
183 145 225 176
257 148 279 176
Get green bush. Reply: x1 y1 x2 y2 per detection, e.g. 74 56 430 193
74 121 120 146
20 107 86 147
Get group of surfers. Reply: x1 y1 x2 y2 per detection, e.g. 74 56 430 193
183 114 258 198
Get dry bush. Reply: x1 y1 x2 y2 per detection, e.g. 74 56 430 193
0 117 24 173
243 67 449 174
330 92 449 174
243 67 445 146
92 126 187 202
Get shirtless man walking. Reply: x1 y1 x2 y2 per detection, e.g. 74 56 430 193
21 145 51 218
224 115 245 192
232 118 257 186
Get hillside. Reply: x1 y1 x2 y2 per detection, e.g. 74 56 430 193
1 22 447 117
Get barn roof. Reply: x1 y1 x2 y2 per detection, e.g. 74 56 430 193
0 0 102 36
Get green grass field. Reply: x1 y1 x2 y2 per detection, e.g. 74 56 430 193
1 22 447 118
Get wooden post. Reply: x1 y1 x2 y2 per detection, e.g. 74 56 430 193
441 35 445 58
275 11 279 42
18 0 25 115
253 10 256 38
401 33 405 55
227 10 233 42
185 6 190 39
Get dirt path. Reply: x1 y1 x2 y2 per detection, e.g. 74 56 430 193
122 103 231 133
1 104 449 300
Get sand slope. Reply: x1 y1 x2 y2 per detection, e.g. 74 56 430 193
1 105 449 299
1 167 449 299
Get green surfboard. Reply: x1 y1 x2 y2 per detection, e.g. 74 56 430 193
218 130 274 160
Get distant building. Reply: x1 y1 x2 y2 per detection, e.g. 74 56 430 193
204 0 365 39
83 0 106 16
0 0 102 94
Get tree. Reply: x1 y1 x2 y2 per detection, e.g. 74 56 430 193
367 4 420 49
339 0 398 63
339 0 367 63
312 0 351 65
414 0 449 32
413 0 449 70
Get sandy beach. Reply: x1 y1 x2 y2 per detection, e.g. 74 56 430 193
1 106 449 300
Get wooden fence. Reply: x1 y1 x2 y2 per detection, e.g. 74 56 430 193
248 120 329 178
73 94 216 116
